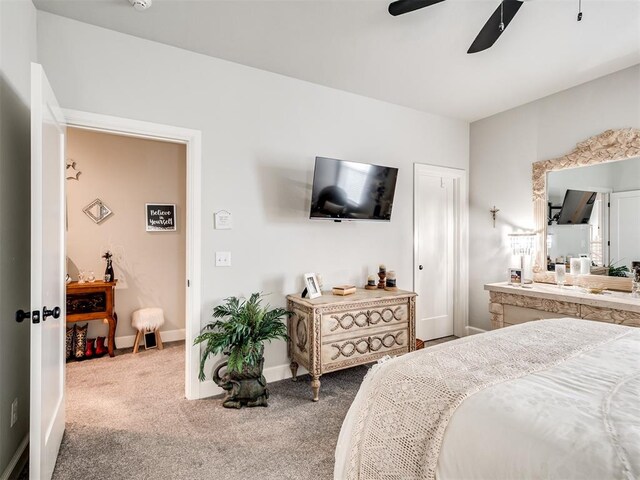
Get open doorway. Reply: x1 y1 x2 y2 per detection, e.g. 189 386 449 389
65 126 187 353
62 109 203 401
62 126 188 443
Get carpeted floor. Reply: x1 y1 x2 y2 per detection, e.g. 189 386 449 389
20 336 454 480
53 342 368 480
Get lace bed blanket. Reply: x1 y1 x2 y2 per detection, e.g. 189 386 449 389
345 318 633 480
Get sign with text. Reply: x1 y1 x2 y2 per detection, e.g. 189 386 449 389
146 204 176 232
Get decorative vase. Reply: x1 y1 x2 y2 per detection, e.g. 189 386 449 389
213 355 269 408
104 258 114 283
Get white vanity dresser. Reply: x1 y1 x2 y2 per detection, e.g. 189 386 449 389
485 282 640 329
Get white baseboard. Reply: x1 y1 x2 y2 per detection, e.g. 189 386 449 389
466 326 487 335
263 363 309 383
195 363 310 399
115 328 185 349
0 434 28 480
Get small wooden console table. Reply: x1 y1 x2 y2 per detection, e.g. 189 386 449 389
66 281 118 357
286 288 416 401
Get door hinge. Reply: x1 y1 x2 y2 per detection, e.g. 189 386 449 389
187 279 190 287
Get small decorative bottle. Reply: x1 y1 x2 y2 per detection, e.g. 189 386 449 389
103 251 115 283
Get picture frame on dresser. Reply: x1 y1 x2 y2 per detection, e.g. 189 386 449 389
303 272 322 299
509 268 522 286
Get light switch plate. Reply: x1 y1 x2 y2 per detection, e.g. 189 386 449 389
215 252 231 267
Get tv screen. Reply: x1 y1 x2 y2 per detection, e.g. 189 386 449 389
310 157 398 221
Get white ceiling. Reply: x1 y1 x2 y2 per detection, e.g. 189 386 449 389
33 0 640 121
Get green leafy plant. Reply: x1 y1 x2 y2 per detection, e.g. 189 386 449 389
606 260 630 277
194 293 291 380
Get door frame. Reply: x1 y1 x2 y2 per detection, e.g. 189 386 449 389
63 109 203 400
413 163 469 338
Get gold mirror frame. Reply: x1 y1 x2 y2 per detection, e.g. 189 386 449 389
532 128 640 291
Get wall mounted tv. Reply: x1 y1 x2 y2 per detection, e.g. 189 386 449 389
309 157 399 222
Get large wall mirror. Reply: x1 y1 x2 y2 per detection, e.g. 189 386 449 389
532 128 640 291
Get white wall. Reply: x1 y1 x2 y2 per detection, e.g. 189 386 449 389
36 13 469 375
66 128 186 340
470 65 640 331
0 0 37 475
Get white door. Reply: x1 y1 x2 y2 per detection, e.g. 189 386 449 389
30 62 66 480
415 169 455 340
610 190 640 270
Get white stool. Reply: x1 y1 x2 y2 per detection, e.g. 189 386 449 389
132 307 164 353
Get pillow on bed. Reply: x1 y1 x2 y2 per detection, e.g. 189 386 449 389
74 324 88 359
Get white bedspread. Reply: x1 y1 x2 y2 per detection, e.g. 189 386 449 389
335 320 640 480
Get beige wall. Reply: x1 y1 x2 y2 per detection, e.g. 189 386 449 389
66 128 186 340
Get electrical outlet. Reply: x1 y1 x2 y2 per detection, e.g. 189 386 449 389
10 399 18 427
215 252 231 267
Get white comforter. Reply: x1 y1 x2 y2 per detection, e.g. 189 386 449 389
335 322 640 480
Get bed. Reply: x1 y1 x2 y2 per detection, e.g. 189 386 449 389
335 318 640 480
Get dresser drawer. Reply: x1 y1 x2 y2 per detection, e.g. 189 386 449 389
321 303 408 336
321 327 409 371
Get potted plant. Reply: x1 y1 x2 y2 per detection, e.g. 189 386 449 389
194 292 290 408
606 260 630 277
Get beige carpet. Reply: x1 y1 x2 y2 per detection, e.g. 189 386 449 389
53 342 366 480
48 337 454 480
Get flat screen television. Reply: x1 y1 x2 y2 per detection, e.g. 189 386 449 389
309 157 398 221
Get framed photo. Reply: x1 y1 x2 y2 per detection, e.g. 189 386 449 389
509 267 523 286
146 204 176 232
144 331 157 350
304 273 322 299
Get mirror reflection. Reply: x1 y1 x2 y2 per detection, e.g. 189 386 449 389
546 157 640 276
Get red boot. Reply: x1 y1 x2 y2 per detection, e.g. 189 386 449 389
95 336 107 357
85 338 95 359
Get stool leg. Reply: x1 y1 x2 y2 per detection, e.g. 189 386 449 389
156 329 163 350
133 331 142 354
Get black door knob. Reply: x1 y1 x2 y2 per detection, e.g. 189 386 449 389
15 310 31 323
43 306 61 321
418 265 424 270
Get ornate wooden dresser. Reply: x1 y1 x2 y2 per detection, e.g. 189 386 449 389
485 282 640 330
286 289 416 401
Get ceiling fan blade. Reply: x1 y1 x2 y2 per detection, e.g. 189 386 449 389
467 0 523 54
388 0 446 17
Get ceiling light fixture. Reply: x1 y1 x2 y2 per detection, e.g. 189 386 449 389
129 0 152 11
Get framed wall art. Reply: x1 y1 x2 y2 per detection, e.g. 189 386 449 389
146 203 176 232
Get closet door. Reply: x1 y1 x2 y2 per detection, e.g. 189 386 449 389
610 190 640 270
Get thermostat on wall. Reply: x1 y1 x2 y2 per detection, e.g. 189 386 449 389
214 210 232 230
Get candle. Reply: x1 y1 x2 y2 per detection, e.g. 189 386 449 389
580 258 591 275
570 258 581 275
367 275 376 286
379 264 386 272
555 264 566 287
386 271 397 288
